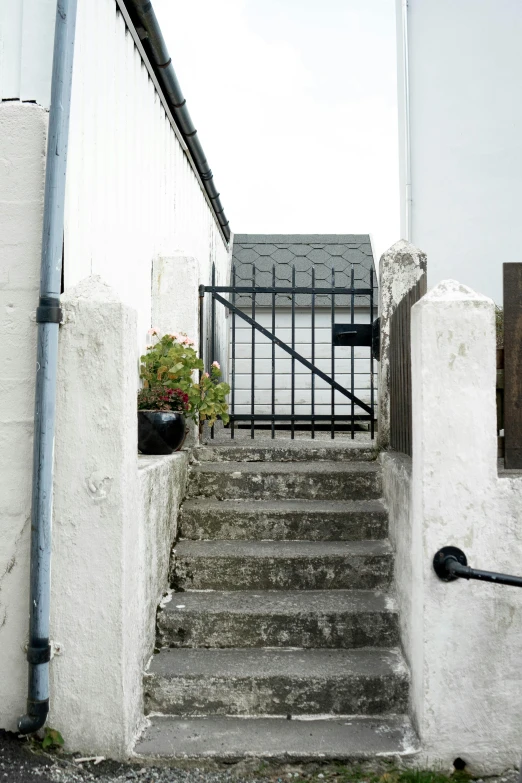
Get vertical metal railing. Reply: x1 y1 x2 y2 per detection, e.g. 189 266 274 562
331 268 336 439
271 264 276 440
350 266 355 440
291 266 296 439
251 265 256 439
370 267 375 440
210 262 216 439
311 266 316 440
201 269 376 439
231 264 236 440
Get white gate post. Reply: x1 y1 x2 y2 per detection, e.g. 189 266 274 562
51 276 142 757
378 240 426 448
410 280 503 768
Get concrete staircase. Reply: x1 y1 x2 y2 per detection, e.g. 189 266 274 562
136 441 416 761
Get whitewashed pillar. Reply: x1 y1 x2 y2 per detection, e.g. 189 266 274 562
51 276 142 757
0 102 48 732
378 240 426 448
410 280 505 768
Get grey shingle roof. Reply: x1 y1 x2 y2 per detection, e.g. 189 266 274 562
232 234 376 307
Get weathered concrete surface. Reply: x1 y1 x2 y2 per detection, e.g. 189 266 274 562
139 452 190 664
180 498 388 541
142 423 413 762
145 648 409 717
135 715 418 760
157 589 399 649
187 461 381 501
196 441 378 463
172 540 393 591
378 240 426 449
51 278 141 756
0 101 47 731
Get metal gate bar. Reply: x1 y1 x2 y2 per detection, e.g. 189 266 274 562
201 264 377 440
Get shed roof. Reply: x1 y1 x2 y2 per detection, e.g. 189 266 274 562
232 234 376 307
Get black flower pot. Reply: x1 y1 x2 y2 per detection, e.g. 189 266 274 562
138 411 186 455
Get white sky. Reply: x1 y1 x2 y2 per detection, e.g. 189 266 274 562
152 0 399 262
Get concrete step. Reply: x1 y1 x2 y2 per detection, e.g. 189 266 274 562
186 461 381 501
144 648 409 717
172 540 393 591
180 499 388 541
135 715 418 761
195 440 378 463
157 589 399 649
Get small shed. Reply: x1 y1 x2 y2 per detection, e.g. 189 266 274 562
229 234 377 425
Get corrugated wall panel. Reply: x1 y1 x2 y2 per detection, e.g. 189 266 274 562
64 0 230 358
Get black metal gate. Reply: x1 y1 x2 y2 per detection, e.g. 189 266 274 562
200 264 378 440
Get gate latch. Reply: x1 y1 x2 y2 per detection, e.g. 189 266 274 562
333 319 380 361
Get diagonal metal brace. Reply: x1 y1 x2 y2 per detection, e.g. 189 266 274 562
211 291 373 415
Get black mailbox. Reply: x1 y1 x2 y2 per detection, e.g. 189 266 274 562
333 319 380 362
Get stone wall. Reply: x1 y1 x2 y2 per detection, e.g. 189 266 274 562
0 101 47 731
383 278 522 773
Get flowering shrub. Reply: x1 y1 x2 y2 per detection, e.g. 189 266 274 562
139 331 230 427
137 387 189 413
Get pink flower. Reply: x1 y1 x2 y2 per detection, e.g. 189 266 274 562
182 336 194 346
202 372 210 379
212 361 220 370
169 333 180 341
147 328 158 336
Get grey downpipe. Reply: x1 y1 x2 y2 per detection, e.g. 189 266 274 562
18 0 78 735
123 0 231 242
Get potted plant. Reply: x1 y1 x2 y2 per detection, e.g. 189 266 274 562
137 386 190 455
138 331 230 453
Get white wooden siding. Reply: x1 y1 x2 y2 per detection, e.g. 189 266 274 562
230 307 376 418
63 0 230 359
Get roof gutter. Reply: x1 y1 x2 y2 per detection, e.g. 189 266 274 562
123 0 231 243
18 0 78 735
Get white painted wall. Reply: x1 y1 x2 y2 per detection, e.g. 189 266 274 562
382 278 522 773
64 0 230 351
50 276 190 756
396 0 522 303
0 101 47 732
0 0 230 744
0 0 55 106
231 307 376 419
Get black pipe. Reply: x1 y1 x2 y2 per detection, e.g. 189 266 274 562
433 546 522 588
123 0 230 242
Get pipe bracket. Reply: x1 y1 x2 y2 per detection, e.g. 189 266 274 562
36 297 62 324
27 644 52 665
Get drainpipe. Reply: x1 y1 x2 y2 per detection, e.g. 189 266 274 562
401 0 412 241
18 0 78 735
123 0 231 243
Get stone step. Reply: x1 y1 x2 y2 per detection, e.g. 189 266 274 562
180 498 388 541
186 461 381 501
195 440 378 463
172 540 393 591
157 589 399 649
135 715 418 761
144 648 409 717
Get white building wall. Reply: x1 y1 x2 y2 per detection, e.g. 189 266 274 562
231 308 375 419
0 0 55 107
396 0 522 303
64 0 230 351
0 0 230 741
